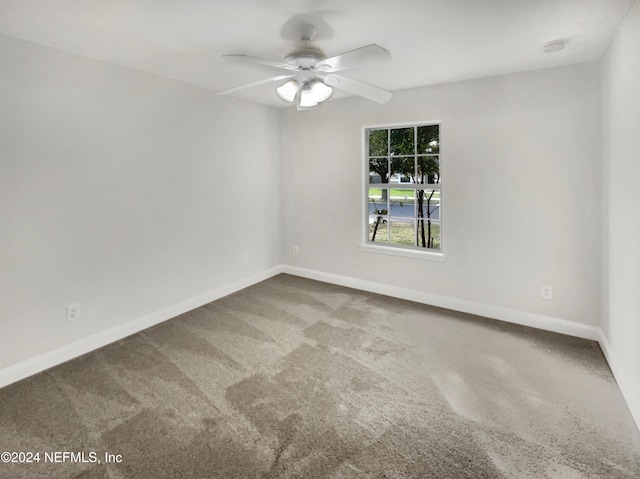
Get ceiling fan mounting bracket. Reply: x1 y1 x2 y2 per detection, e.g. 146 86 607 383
298 24 317 43
283 24 326 68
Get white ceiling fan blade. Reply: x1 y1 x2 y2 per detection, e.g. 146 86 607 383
317 44 391 72
222 54 298 72
216 74 295 95
321 74 392 104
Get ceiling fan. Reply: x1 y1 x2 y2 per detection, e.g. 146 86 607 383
216 24 393 110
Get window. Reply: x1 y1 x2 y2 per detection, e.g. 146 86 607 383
363 123 442 259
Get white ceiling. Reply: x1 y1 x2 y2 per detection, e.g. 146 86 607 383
0 0 636 107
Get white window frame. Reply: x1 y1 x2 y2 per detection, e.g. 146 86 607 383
359 121 445 262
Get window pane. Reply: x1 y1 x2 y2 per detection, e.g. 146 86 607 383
416 156 440 184
389 189 415 218
417 220 440 250
416 190 440 220
369 187 388 213
369 221 389 243
389 218 415 246
390 127 414 155
417 125 439 154
369 129 388 156
390 157 415 183
369 216 389 243
369 158 389 184
369 187 388 243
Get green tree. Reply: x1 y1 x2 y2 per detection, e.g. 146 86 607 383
416 125 440 248
368 129 389 201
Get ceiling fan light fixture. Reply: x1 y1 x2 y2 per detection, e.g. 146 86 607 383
299 82 319 108
276 79 299 102
309 79 333 102
298 79 333 108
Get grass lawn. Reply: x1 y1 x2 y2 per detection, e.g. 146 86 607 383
368 188 441 200
369 221 440 250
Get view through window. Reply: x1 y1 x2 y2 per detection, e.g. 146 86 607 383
366 123 441 251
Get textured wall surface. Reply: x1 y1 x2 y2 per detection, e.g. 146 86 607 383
0 34 282 369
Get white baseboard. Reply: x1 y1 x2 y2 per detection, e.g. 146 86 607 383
282 265 639 431
0 266 284 389
282 266 601 340
597 330 640 430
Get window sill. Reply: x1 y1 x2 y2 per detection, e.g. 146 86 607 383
359 243 446 262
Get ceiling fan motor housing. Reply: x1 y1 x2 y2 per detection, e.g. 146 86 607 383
284 45 326 69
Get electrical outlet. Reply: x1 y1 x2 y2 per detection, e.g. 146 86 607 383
67 303 81 322
243 253 250 265
541 285 553 300
292 246 299 255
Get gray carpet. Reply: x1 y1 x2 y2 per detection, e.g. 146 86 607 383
1 274 639 478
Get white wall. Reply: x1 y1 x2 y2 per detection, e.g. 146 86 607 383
281 63 601 328
0 34 282 370
601 2 640 426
